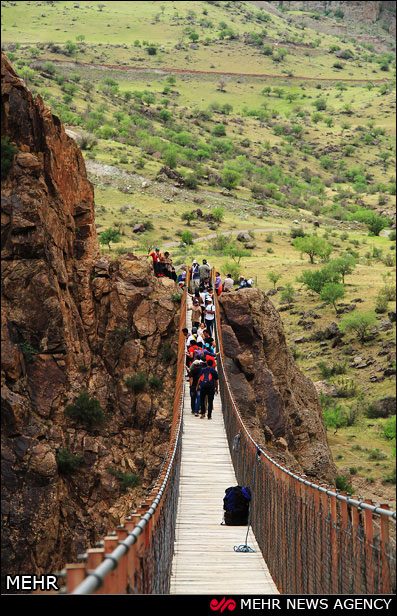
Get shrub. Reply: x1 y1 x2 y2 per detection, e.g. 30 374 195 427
99 228 121 250
1 137 18 181
180 230 194 245
290 226 305 238
171 292 183 304
124 372 147 393
109 467 140 491
56 448 83 474
222 168 240 189
65 392 105 428
184 174 198 190
339 312 377 342
162 343 176 364
375 293 388 314
149 375 162 390
319 361 347 379
334 377 358 399
281 282 295 305
19 342 39 364
213 123 226 136
335 475 353 493
106 324 130 354
383 417 396 441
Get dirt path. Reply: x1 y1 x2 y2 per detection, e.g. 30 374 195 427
53 59 390 83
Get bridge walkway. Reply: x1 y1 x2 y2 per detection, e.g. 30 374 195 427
169 299 279 595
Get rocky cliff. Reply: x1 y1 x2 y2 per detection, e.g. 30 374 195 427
219 289 336 484
276 1 396 35
1 53 180 588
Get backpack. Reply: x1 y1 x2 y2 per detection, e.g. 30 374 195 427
194 348 205 361
198 367 215 391
223 486 251 526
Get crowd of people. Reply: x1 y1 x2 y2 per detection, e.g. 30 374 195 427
148 250 254 421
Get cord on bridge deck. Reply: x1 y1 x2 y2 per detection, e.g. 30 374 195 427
233 448 261 553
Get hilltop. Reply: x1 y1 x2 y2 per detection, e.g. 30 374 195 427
1 0 395 505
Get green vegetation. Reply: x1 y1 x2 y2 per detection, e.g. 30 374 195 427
124 372 147 393
2 0 395 503
65 392 105 429
1 137 18 181
56 448 83 474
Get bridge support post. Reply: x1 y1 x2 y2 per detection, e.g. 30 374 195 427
103 535 120 594
330 494 338 594
65 563 86 594
86 548 105 594
380 505 391 594
116 524 129 594
363 500 375 594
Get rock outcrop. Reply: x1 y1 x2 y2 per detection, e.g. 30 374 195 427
1 54 180 588
219 289 336 484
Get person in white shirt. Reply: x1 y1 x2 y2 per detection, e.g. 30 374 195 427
187 327 204 346
204 299 216 335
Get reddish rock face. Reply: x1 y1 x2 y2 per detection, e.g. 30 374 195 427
1 54 180 587
219 289 336 484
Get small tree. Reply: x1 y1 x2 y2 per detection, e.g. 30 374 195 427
99 228 121 251
281 282 295 306
180 230 194 245
320 282 345 313
222 168 240 190
293 235 333 264
181 211 196 226
267 271 281 288
212 207 225 225
340 312 377 343
328 255 357 284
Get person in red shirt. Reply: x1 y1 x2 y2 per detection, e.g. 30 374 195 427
149 248 162 277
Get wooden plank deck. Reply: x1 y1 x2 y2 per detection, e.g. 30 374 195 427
169 300 279 595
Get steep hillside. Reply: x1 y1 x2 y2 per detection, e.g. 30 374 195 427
1 52 180 587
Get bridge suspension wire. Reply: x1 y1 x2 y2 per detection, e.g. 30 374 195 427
212 279 396 595
63 268 395 595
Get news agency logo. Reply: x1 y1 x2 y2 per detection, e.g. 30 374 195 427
210 598 237 613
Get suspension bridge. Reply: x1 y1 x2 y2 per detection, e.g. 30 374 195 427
63 278 396 596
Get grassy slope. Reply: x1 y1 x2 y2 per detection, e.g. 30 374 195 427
2 0 396 501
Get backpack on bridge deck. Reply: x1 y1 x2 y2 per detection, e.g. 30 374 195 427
223 485 251 526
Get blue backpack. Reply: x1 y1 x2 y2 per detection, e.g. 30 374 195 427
223 486 251 526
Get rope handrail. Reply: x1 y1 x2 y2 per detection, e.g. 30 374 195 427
66 285 188 595
212 275 396 595
217 346 396 519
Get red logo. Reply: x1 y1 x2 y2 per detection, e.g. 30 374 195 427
210 598 236 613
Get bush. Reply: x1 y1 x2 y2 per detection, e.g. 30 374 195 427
335 475 353 494
290 226 305 238
319 361 347 379
383 417 396 441
124 372 147 393
106 324 130 354
109 467 140 491
184 174 198 190
1 137 18 181
56 448 83 474
162 343 176 364
339 312 377 342
65 392 105 428
149 375 162 390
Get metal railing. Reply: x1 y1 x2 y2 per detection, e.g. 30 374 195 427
213 287 396 595
64 289 187 595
